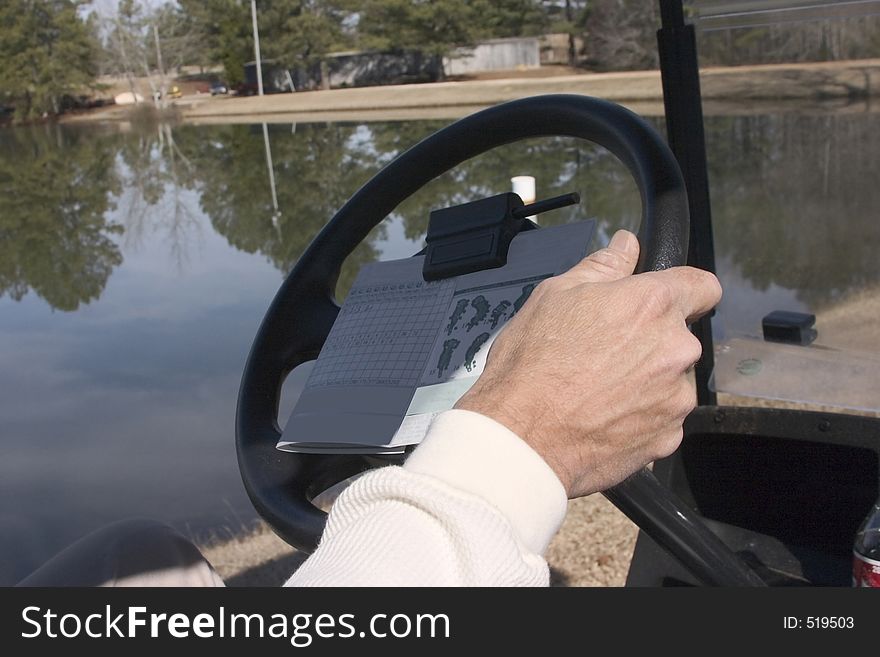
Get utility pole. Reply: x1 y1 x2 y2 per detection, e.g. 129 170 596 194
262 122 280 227
152 23 167 105
250 0 264 96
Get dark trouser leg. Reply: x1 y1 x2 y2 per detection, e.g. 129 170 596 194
16 518 225 587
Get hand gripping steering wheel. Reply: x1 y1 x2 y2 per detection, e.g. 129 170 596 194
236 95 765 586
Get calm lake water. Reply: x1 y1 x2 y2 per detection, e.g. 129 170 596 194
1 104 879 584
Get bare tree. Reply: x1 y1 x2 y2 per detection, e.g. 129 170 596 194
102 0 200 107
583 0 659 71
696 12 880 66
119 123 202 273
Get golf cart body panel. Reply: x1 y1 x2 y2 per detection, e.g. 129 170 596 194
627 0 880 586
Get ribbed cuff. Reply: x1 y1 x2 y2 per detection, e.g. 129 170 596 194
403 409 568 554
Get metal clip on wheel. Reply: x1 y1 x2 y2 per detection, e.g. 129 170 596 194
236 95 765 586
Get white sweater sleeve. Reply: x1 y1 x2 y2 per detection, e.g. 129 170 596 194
284 409 568 587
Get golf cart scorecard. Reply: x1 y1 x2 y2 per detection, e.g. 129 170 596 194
277 220 595 454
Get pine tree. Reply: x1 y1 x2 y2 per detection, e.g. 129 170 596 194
177 0 253 87
355 0 485 79
0 0 99 120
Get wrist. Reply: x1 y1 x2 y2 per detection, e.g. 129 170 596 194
454 385 574 496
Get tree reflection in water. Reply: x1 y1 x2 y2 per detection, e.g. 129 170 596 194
1 110 878 314
0 125 123 311
706 112 880 310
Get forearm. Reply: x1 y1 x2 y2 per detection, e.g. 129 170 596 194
284 410 568 587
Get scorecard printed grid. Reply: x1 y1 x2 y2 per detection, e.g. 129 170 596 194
306 278 454 388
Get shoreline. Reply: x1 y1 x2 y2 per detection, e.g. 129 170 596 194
60 58 880 127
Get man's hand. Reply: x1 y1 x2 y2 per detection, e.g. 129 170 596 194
454 230 721 499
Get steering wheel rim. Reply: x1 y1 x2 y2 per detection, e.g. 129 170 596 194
236 95 687 552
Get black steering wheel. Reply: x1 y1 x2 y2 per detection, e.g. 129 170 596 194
236 95 765 586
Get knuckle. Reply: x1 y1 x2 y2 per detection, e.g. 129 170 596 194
681 331 703 365
585 247 630 273
673 382 697 417
700 270 723 303
638 276 676 316
656 426 685 459
683 267 723 304
652 332 701 377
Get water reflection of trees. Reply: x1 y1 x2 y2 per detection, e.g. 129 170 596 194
167 120 641 299
4 112 877 313
0 126 122 311
367 121 642 240
372 113 880 311
117 122 203 270
707 112 880 308
152 113 880 313
178 122 386 296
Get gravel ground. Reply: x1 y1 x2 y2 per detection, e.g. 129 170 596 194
546 496 637 586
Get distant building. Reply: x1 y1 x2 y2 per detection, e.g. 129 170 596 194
443 37 540 76
258 35 560 92
323 50 438 88
320 37 544 88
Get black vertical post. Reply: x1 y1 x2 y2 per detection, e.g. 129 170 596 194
657 0 717 406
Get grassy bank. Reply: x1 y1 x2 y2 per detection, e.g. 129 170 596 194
179 59 880 124
62 59 880 127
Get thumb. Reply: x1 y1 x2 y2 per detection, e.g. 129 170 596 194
563 229 639 284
